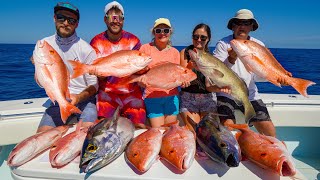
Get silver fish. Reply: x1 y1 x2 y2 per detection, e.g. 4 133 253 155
80 107 135 173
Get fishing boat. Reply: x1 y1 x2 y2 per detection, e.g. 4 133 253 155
0 93 319 180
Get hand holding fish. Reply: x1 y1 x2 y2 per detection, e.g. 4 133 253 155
70 94 80 106
227 48 237 64
181 80 191 88
219 86 232 94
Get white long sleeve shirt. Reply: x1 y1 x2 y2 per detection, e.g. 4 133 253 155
36 33 98 94
213 35 266 101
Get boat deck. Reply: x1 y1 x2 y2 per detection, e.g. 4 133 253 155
0 94 319 179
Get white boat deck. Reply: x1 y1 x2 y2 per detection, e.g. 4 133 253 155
0 93 319 180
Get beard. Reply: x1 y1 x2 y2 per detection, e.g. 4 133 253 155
56 25 75 38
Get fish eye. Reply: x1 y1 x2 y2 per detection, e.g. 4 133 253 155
260 153 267 157
220 142 227 148
184 70 188 73
86 144 97 152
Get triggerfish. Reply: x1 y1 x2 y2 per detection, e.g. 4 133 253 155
69 50 152 79
187 113 241 167
230 39 316 97
33 40 81 122
7 125 69 167
188 49 255 123
160 125 196 171
228 124 297 177
125 128 163 173
80 107 135 173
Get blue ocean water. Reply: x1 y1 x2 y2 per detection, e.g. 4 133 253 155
0 44 319 101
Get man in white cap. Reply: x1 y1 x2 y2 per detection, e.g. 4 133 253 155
90 1 148 129
213 9 279 137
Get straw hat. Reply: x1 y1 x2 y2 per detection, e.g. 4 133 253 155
227 9 259 31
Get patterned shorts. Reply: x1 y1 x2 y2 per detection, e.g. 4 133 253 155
217 96 271 124
97 89 146 124
180 91 217 113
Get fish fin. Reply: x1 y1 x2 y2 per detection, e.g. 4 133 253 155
226 124 249 132
243 101 256 123
287 77 316 97
76 119 83 133
235 131 242 141
186 115 197 131
69 60 89 79
269 78 282 87
161 120 179 127
60 103 82 124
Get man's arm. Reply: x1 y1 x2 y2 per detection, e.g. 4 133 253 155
70 85 97 105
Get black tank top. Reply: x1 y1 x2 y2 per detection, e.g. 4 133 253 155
181 45 210 94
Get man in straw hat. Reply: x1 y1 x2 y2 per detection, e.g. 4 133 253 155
213 9 277 137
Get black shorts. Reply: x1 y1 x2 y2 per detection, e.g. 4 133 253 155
217 96 271 124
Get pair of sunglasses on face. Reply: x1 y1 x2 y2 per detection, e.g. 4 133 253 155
192 34 208 41
106 15 124 22
233 20 253 26
154 28 171 34
56 14 78 25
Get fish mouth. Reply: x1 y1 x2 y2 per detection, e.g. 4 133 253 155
81 157 104 173
278 158 296 176
226 154 240 167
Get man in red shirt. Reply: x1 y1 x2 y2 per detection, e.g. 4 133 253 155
90 1 147 128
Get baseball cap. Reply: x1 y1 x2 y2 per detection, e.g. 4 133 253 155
104 1 124 16
54 2 80 20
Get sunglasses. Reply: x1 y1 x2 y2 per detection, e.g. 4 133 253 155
233 20 253 26
55 14 78 25
154 28 171 34
106 15 124 22
192 34 208 41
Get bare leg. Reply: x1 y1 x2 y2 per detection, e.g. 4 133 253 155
149 116 165 128
164 115 178 125
251 120 276 137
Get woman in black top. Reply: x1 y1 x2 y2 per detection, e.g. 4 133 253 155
179 23 230 132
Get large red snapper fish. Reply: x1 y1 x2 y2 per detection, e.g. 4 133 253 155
33 40 81 122
160 125 196 171
118 62 197 98
7 125 69 167
230 39 316 97
49 121 88 167
69 50 152 79
228 124 297 177
125 128 163 173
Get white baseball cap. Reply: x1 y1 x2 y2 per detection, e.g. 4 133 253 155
104 1 124 16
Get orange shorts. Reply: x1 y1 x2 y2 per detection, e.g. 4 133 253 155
97 88 146 124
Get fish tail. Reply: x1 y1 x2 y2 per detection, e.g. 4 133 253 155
60 103 82 124
288 77 316 97
243 100 256 123
69 60 88 79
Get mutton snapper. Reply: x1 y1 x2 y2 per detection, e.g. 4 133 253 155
125 128 163 173
187 113 241 167
160 125 196 171
49 121 88 167
69 50 152 79
33 40 81 122
7 125 69 167
188 49 255 122
80 108 135 173
228 124 297 177
230 39 316 97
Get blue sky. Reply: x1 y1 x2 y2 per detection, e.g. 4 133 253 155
1 0 319 49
